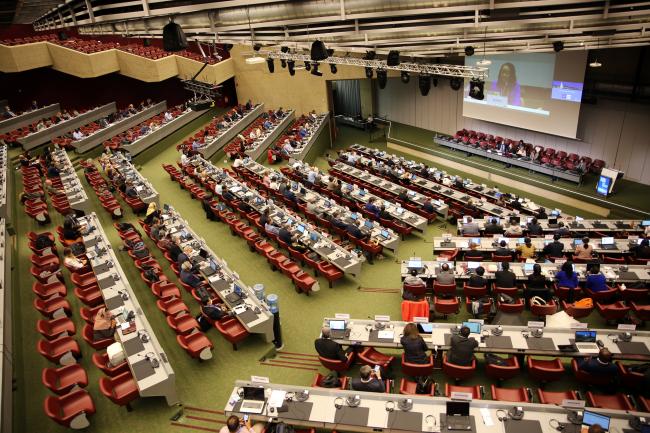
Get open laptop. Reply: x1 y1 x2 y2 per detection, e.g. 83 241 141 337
574 330 600 354
580 411 610 433
417 323 434 334
446 401 471 431
599 237 618 250
328 319 349 339
462 321 481 334
239 386 266 414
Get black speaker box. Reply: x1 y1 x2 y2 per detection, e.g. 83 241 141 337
190 100 212 111
310 40 328 61
163 21 188 52
386 50 400 66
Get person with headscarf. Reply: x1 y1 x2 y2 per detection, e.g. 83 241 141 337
144 202 160 225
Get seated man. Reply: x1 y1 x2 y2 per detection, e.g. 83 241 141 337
484 218 503 234
578 348 618 377
314 326 351 362
461 216 480 235
351 365 385 393
365 197 380 219
495 240 512 258
180 261 204 288
468 266 487 288
494 261 517 288
403 269 425 287
542 234 564 258
200 297 231 322
527 217 543 235
464 242 484 261
436 263 455 286
448 326 478 366
422 198 435 214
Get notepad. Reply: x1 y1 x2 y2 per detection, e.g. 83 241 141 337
378 330 394 339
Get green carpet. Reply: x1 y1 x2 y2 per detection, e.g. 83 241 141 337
8 116 643 433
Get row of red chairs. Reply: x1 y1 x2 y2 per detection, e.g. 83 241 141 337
268 115 315 162
236 164 386 261
453 129 605 173
2 109 87 144
79 159 123 218
224 112 285 157
103 107 184 151
21 165 51 224
0 33 58 45
29 231 98 428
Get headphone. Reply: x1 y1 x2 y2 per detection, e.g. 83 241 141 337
496 410 509 422
385 401 395 412
549 419 565 432
334 397 344 410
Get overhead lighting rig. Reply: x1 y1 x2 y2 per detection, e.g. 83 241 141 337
266 52 488 79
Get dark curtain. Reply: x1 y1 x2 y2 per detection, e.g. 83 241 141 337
332 80 361 118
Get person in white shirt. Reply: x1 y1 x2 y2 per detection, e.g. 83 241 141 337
503 221 523 236
219 415 263 433
282 140 293 155
63 248 87 271
214 181 223 195
233 157 244 168
269 178 280 191
180 153 189 166
72 129 85 140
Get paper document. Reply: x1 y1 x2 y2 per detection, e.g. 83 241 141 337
480 408 494 426
267 390 286 408
378 330 394 339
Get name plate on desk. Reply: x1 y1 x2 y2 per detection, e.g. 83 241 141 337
413 317 429 323
374 315 390 322
450 392 473 401
527 321 545 328
561 399 586 409
251 376 269 384
334 313 350 320
570 322 588 329
618 324 636 331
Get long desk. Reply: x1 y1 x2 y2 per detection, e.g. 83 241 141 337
240 159 400 252
323 317 650 360
19 102 116 150
74 101 166 154
108 152 159 205
333 162 449 220
399 260 650 285
51 148 90 213
435 136 583 184
79 213 178 405
349 144 554 218
121 106 208 156
226 380 645 433
190 156 362 277
244 111 295 161
197 103 264 159
159 206 275 343
0 219 13 433
457 218 647 235
433 236 635 255
0 103 60 134
285 113 329 160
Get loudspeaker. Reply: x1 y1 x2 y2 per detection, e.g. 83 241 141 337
311 40 328 61
553 41 564 52
450 77 462 91
419 74 431 96
376 69 387 89
162 21 188 52
189 100 212 111
57 31 68 41
469 78 484 100
386 50 400 66
464 46 475 56
266 58 275 73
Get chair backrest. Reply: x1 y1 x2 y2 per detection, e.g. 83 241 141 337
401 300 429 321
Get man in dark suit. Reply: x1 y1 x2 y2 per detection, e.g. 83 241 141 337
379 205 393 221
314 326 350 362
448 326 478 366
468 266 487 287
577 348 618 377
494 261 517 288
351 365 385 393
495 240 512 258
527 217 543 235
484 218 503 234
542 234 564 258
278 224 293 245
347 220 373 264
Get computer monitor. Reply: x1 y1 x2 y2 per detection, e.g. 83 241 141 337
350 213 358 220
581 411 611 433
573 238 582 248
395 207 405 215
462 216 471 224
524 263 535 273
287 218 293 225
310 232 318 242
380 230 390 239
576 216 584 222
407 190 416 197
417 323 433 334
575 330 597 343
551 210 561 217
291 181 298 190
517 237 526 244
210 259 218 271
364 220 374 229
234 284 243 296
601 237 614 245
411 173 417 180
407 259 423 269
467 262 480 270
446 401 470 417
461 321 481 334
471 238 481 245
642 220 650 227
359 189 366 196
297 225 306 234
490 217 500 225
329 320 346 330
495 192 502 199
548 218 557 225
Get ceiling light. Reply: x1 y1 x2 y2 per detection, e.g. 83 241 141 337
450 77 462 91
266 58 274 73
553 41 564 52
365 67 373 78
304 61 311 71
280 46 289 53
311 40 328 61
287 60 295 76
376 69 387 89
418 74 431 96
589 60 602 68
364 50 376 61
476 59 492 66
253 43 262 52
387 50 400 66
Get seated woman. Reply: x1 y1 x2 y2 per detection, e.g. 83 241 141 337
555 261 579 302
525 264 550 302
93 307 116 341
401 323 430 364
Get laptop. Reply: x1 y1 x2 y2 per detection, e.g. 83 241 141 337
407 258 423 271
239 386 266 414
574 331 600 354
328 319 349 339
547 218 558 228
523 263 535 275
581 411 611 433
641 220 650 227
446 401 471 431
225 285 244 305
600 237 617 250
417 323 434 334
380 230 390 239
462 321 481 334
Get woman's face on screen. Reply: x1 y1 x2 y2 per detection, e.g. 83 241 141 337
499 64 514 84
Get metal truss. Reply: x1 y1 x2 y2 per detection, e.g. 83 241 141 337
266 52 489 80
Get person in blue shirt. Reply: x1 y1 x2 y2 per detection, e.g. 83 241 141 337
555 261 579 302
365 197 380 219
585 263 608 292
180 261 204 288
578 348 618 378
422 198 435 214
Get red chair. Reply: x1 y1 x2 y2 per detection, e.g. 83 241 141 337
616 362 645 390
596 301 630 324
561 300 594 319
433 282 457 297
497 298 525 314
82 323 114 350
619 286 648 302
399 378 435 395
34 296 72 318
37 317 76 340
215 317 250 350
490 385 530 402
32 280 67 299
73 285 104 307
91 352 130 377
571 359 614 386
585 392 634 410
177 332 213 360
79 305 105 324
42 364 88 395
151 281 182 299
30 253 60 272
358 347 394 369
485 356 520 382
43 389 96 429
463 283 488 298
167 313 200 335
434 296 460 318
291 271 318 295
156 298 190 316
37 336 81 365
316 262 344 288
585 286 617 303
537 389 578 405
630 302 650 322
318 353 355 374
493 287 519 297
99 371 140 411
638 396 650 412
403 283 427 297
401 353 434 377
442 354 476 383
311 373 349 390
527 357 564 384
445 384 483 399
401 300 429 322
530 299 557 319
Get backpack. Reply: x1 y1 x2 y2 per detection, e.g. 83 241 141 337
320 372 341 388
34 234 54 249
485 353 508 366
573 298 593 309
143 269 159 282
498 293 515 304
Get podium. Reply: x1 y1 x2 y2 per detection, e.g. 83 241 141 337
597 167 624 196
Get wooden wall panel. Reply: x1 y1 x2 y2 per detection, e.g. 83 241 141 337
0 42 52 72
